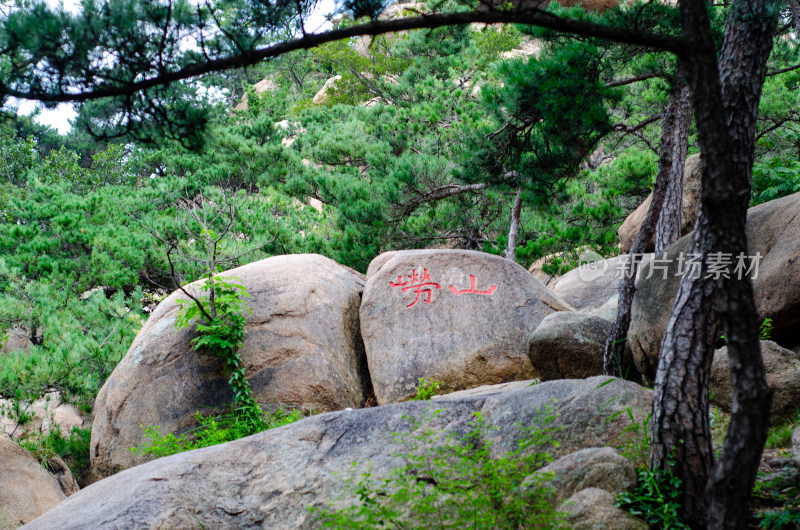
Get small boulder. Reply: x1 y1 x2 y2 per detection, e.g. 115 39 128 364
1 327 33 355
90 254 371 478
0 435 72 527
528 249 582 285
618 154 701 253
23 377 652 530
558 488 648 530
528 312 614 381
549 254 652 313
792 426 800 464
1 391 84 441
312 75 343 105
710 340 800 423
587 294 619 322
630 191 800 378
528 447 636 505
233 77 278 111
361 249 572 404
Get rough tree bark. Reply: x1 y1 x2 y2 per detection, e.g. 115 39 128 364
650 0 777 526
707 0 777 524
655 82 692 254
650 209 717 528
603 81 685 377
503 187 523 262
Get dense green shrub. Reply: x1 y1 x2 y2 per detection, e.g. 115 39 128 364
312 409 565 529
130 406 306 458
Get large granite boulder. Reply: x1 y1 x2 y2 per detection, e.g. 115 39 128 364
90 254 371 478
0 435 75 527
549 254 653 313
361 250 572 404
528 312 615 381
710 340 800 423
629 192 800 378
24 377 652 530
618 154 702 253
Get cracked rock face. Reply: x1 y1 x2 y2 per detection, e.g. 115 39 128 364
89 254 371 479
25 377 652 530
361 249 573 404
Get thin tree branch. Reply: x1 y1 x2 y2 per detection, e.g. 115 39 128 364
605 72 665 87
2 9 686 104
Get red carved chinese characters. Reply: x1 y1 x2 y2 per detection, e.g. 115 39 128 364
448 275 497 296
389 268 442 308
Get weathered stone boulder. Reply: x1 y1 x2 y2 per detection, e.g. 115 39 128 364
312 75 342 104
24 377 651 530
529 447 636 505
558 488 648 530
793 426 800 464
90 254 370 478
528 250 574 285
710 340 800 423
0 435 74 527
528 312 614 381
618 154 702 253
630 192 800 378
1 391 85 441
361 249 572 404
233 77 278 111
549 254 653 313
587 293 619 322
1 327 33 355
745 192 800 347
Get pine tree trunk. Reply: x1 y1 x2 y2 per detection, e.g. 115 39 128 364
603 84 682 377
503 187 523 262
655 82 692 254
650 209 717 528
650 0 777 526
707 0 776 525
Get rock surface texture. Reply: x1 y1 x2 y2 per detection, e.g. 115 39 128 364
549 254 653 313
90 254 371 478
531 447 636 505
0 435 73 527
1 327 33 355
558 488 649 530
710 340 800 423
629 191 800 378
1 391 84 440
25 377 652 530
528 312 614 380
361 249 572 404
618 154 702 253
